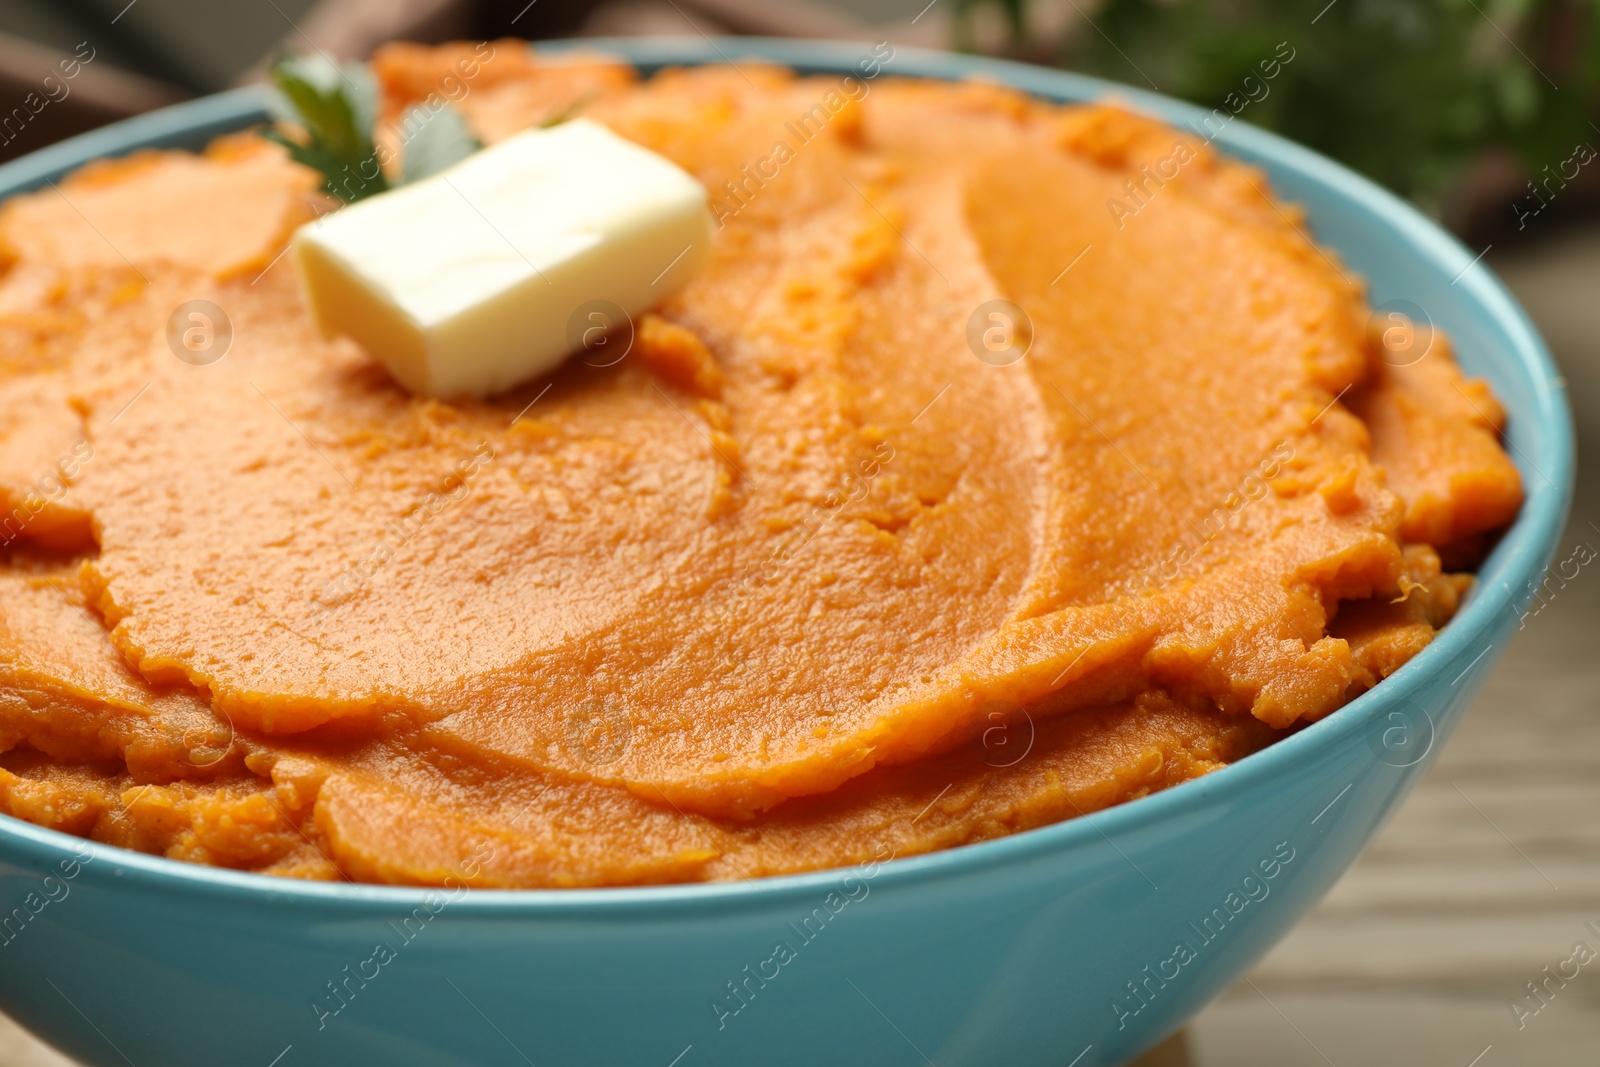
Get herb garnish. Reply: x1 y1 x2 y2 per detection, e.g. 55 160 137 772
398 102 482 184
264 56 586 204
263 56 390 204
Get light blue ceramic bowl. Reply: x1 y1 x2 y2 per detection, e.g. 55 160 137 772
0 38 1574 1067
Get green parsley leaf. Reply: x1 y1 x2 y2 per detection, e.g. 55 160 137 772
398 102 483 183
264 55 390 203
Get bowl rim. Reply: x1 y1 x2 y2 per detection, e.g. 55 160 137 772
0 36 1575 915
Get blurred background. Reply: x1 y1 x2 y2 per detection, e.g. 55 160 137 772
0 2 1595 1065
8 0 1600 243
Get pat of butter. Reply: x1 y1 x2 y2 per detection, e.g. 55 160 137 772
293 118 712 399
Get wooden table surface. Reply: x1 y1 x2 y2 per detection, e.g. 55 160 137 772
3 231 1595 1067
1184 227 1600 1066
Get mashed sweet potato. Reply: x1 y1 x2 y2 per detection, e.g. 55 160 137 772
0 43 1521 886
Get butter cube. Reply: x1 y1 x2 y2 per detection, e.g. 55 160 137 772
293 118 712 399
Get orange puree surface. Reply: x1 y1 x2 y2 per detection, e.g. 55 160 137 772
0 43 1522 886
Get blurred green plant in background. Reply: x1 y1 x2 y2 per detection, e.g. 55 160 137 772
954 0 1600 223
